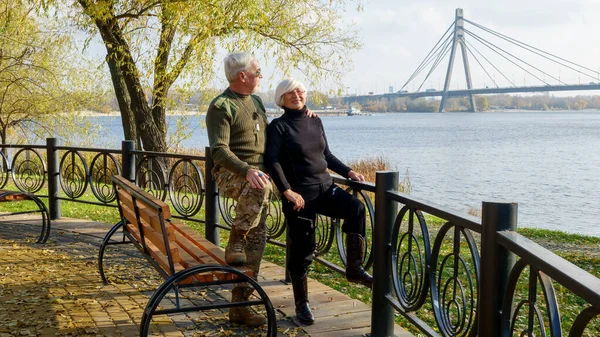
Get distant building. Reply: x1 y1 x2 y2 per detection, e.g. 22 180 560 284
425 88 437 92
389 86 393 93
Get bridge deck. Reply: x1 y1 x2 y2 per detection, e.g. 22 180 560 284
346 83 600 101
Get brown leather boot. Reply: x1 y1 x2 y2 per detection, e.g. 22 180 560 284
229 286 267 327
290 272 315 325
225 229 246 265
345 233 373 288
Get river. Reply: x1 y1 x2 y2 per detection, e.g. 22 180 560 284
89 111 600 237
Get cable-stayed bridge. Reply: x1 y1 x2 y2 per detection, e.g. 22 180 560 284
345 8 600 112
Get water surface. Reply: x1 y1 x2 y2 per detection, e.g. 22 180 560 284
90 111 600 236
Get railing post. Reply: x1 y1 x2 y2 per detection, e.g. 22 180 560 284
46 137 60 220
121 140 136 182
479 201 518 337
371 171 399 337
204 146 220 246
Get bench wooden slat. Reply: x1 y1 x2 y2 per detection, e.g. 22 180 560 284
117 187 163 234
118 187 178 259
0 191 30 202
126 223 185 277
175 248 215 283
170 222 229 264
137 203 167 234
135 220 179 262
171 223 253 280
113 176 171 218
117 188 137 222
120 199 138 229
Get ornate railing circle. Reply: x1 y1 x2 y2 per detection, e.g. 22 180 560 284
429 222 480 337
168 159 204 217
218 181 285 237
59 150 89 199
335 188 375 269
89 152 121 203
11 148 46 193
391 206 431 311
314 215 336 256
265 190 285 239
501 260 561 337
0 150 8 189
568 306 600 336
136 156 167 200
218 191 236 228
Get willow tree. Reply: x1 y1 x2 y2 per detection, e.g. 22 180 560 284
39 0 360 152
0 1 68 145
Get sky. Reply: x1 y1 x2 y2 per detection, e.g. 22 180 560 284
79 0 600 97
254 0 600 96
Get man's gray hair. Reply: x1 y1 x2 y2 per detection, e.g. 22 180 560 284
224 52 254 83
275 78 306 108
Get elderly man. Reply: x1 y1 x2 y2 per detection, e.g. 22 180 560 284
206 52 272 327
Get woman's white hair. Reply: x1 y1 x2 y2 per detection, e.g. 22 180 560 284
224 52 254 83
275 78 306 108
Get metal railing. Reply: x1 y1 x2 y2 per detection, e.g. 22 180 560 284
1 140 598 336
370 171 599 337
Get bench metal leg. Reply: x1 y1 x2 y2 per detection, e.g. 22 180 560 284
30 196 51 244
0 192 51 244
140 265 277 337
98 220 129 284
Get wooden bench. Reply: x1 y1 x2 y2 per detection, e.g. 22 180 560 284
0 190 50 243
98 175 276 336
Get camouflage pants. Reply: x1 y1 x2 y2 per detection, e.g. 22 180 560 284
213 166 272 278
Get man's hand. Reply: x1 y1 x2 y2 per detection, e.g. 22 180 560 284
283 189 305 211
348 170 365 182
305 108 318 118
246 169 270 189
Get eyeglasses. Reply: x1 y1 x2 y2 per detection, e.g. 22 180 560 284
248 68 261 77
285 88 305 96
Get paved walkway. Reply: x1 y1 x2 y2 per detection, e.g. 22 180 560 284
0 214 412 337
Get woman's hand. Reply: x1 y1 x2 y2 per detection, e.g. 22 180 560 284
305 108 318 118
348 170 365 182
283 189 305 211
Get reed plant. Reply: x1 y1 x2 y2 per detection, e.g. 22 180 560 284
346 156 412 193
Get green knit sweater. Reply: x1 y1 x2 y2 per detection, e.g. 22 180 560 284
206 88 268 177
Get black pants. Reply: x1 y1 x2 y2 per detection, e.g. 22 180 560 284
284 183 366 276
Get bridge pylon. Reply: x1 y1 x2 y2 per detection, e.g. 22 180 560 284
440 8 477 112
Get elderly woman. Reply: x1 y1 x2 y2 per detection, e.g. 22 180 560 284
265 78 372 325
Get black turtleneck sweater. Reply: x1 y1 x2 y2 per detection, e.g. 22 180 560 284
265 106 352 201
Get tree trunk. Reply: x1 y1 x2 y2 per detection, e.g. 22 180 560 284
105 54 139 149
80 0 168 153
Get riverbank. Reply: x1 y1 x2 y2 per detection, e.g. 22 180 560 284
76 110 202 117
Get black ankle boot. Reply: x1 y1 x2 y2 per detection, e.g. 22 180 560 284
345 233 373 288
289 272 315 325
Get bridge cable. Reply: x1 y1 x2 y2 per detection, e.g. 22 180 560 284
464 39 506 87
400 22 455 91
464 18 599 81
415 38 455 92
400 31 452 90
464 28 558 86
465 36 515 87
402 32 454 90
401 22 454 89
462 40 500 88
464 28 551 85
